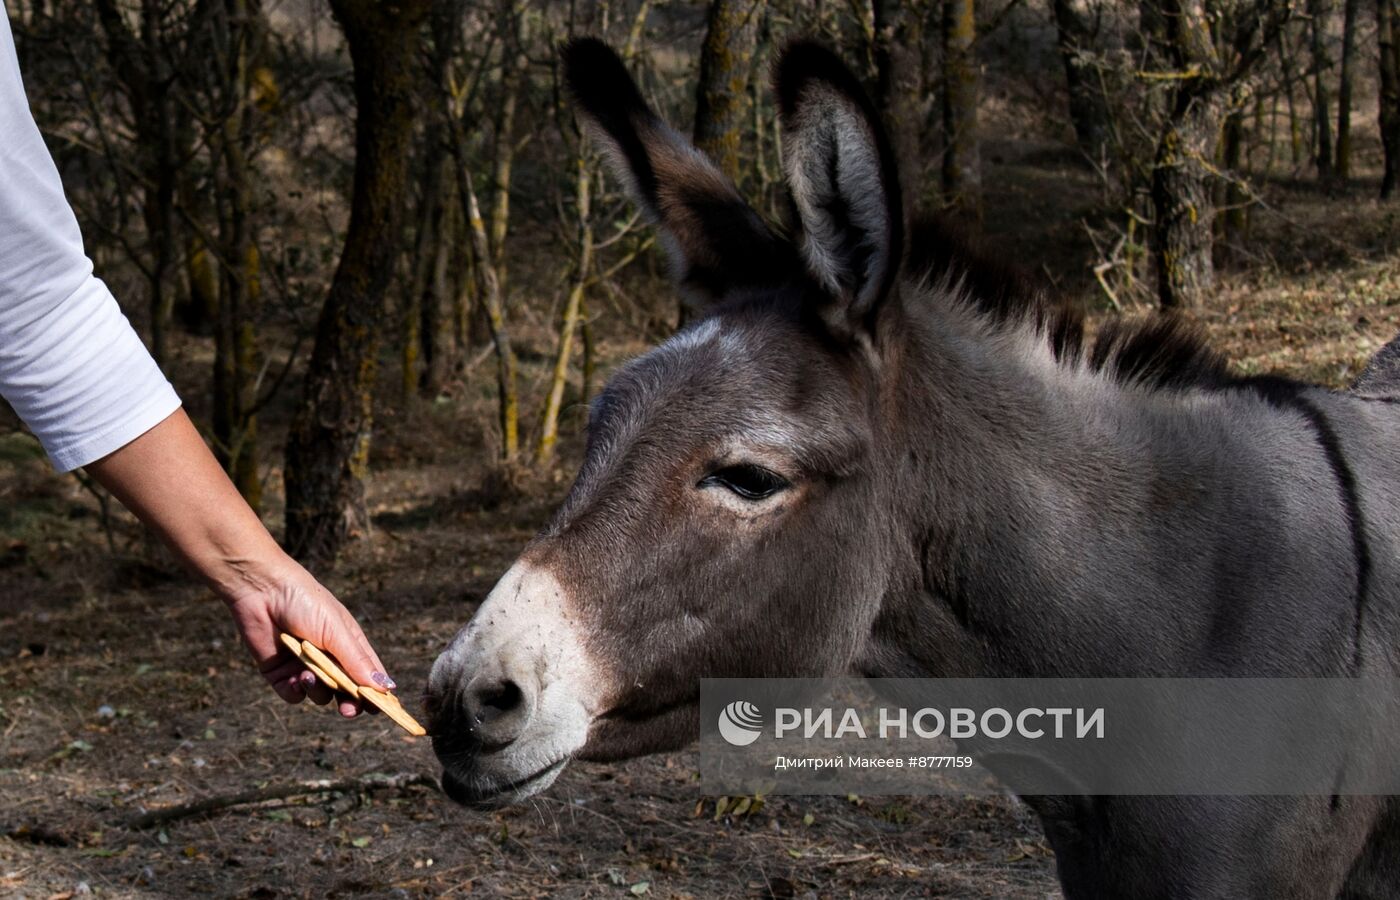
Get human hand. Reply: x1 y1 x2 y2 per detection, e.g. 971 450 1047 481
222 555 395 718
82 411 396 718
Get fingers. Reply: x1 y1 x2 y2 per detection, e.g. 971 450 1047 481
295 670 366 717
272 674 306 704
260 653 309 705
296 670 334 706
295 583 394 692
259 654 355 712
230 555 397 715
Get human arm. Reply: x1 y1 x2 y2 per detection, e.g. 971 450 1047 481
84 409 395 716
0 14 390 714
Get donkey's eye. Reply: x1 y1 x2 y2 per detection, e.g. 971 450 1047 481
698 464 790 501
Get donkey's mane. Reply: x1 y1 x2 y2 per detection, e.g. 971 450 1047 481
906 219 1247 394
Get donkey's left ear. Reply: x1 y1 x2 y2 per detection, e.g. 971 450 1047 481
562 38 796 313
776 41 905 339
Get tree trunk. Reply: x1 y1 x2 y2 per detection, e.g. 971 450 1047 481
209 0 262 512
1219 85 1249 248
94 0 185 370
401 217 428 400
581 295 596 404
874 0 925 207
694 0 759 182
537 147 594 466
1380 0 1400 198
489 1 524 298
1334 0 1359 179
421 178 456 397
1052 0 1112 165
750 2 775 210
1153 88 1225 309
1151 0 1225 310
457 163 519 461
419 0 465 398
941 0 981 222
1309 0 1334 181
283 0 430 564
1277 23 1305 166
401 151 444 399
184 234 219 336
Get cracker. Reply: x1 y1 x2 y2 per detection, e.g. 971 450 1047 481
278 632 426 736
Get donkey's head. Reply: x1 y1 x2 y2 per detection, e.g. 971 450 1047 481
427 39 914 807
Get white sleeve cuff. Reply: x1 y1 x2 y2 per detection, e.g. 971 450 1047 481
46 385 182 472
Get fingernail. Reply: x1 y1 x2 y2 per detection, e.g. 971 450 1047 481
371 672 397 691
301 671 317 687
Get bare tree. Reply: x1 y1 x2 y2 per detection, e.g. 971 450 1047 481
402 0 465 399
1052 0 1113 165
455 150 519 461
1334 0 1360 179
537 141 593 466
93 0 199 369
487 0 525 300
942 0 981 221
204 0 266 510
443 2 527 463
1276 17 1306 166
1380 0 1400 198
874 0 926 206
284 0 432 564
694 0 760 182
1307 0 1334 181
536 4 652 466
1149 0 1287 309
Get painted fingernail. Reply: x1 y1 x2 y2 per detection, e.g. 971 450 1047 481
301 671 318 687
371 672 397 691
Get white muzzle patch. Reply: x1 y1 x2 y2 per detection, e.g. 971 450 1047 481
428 561 604 805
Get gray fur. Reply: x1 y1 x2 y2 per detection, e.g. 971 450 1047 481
429 39 1400 898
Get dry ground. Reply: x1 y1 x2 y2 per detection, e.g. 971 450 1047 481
5 132 1400 898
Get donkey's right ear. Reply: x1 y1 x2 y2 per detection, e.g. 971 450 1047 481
775 41 904 340
561 39 794 310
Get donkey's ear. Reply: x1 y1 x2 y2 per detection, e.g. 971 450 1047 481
561 38 794 310
775 41 904 337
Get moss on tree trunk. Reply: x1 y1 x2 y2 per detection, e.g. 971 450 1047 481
694 0 758 182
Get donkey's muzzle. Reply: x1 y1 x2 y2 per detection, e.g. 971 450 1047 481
425 560 601 807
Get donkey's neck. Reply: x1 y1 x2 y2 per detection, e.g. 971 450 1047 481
862 292 1355 679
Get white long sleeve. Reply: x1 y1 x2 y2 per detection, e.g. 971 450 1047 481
0 12 180 472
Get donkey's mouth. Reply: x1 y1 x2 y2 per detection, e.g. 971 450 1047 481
439 757 569 809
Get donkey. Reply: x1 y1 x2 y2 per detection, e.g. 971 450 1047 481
427 38 1400 898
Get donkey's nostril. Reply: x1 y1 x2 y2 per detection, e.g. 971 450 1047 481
473 679 523 722
461 672 536 749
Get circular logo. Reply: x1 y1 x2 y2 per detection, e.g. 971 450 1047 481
718 700 764 746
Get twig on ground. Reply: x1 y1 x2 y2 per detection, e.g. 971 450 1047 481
123 771 439 830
